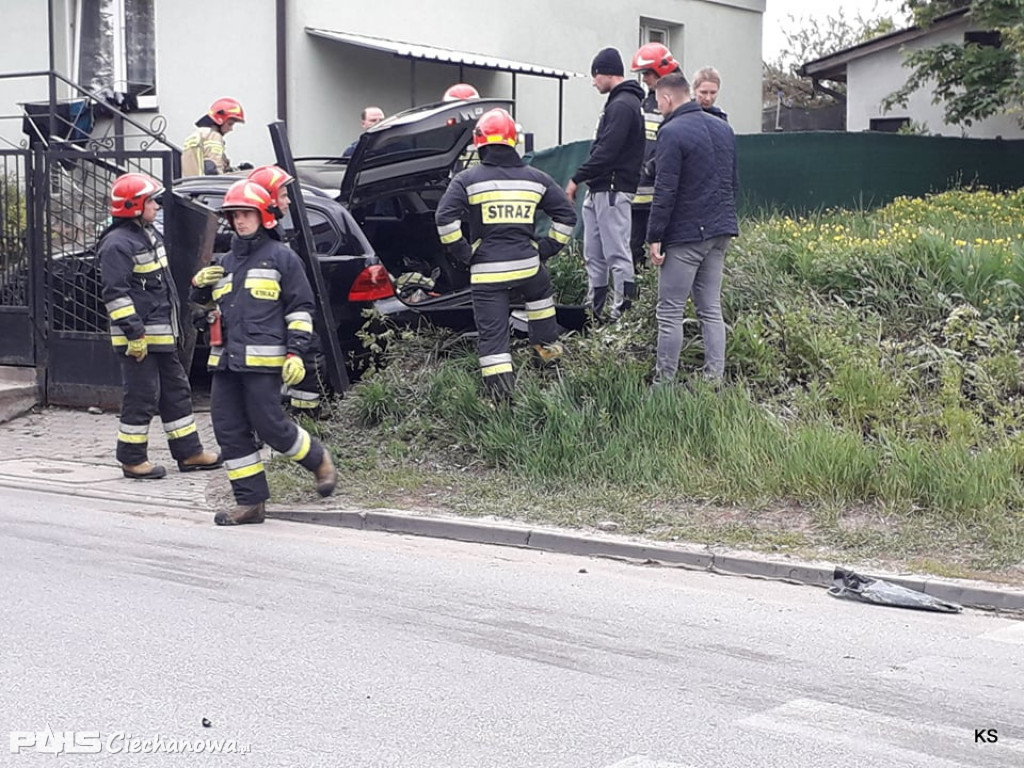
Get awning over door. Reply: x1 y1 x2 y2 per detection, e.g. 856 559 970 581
305 27 585 143
305 28 585 79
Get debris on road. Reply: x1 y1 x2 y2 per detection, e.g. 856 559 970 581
827 567 962 613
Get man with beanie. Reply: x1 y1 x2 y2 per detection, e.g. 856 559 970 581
566 47 645 322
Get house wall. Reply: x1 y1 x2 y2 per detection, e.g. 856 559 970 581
847 19 1024 139
0 0 763 164
289 0 764 156
0 1 72 151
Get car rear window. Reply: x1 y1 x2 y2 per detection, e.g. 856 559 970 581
362 124 464 167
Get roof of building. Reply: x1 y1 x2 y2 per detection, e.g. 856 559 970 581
306 28 587 80
796 8 969 82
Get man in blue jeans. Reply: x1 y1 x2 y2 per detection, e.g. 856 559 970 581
645 72 738 384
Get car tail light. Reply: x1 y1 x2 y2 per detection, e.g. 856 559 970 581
348 264 395 301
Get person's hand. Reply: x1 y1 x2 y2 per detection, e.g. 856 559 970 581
281 355 306 387
649 242 665 267
192 265 225 287
125 337 148 362
565 179 578 204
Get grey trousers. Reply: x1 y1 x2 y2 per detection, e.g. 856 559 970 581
582 190 635 317
655 236 731 382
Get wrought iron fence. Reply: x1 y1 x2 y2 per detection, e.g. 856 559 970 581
0 151 29 308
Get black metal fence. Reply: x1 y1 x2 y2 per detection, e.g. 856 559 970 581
39 149 178 407
0 149 33 365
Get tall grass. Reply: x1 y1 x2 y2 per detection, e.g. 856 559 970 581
317 187 1024 568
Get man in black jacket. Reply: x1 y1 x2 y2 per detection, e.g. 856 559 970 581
566 47 645 321
646 73 738 385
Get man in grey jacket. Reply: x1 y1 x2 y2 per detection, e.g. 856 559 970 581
646 72 738 385
566 47 645 321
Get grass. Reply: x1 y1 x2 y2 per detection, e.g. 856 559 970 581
270 187 1024 581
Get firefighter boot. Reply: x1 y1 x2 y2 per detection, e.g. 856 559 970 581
122 461 167 480
532 341 565 369
214 502 266 526
484 372 515 403
315 451 338 498
177 450 224 473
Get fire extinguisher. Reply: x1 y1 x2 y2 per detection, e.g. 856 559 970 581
207 310 223 346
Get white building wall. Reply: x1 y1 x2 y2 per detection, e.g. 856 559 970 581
0 0 763 163
847 20 1024 139
288 0 764 156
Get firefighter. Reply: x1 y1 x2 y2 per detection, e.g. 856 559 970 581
247 164 325 415
435 108 577 399
181 97 245 176
630 43 680 270
98 172 222 479
190 180 338 526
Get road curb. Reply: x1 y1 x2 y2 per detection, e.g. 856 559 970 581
268 508 1024 614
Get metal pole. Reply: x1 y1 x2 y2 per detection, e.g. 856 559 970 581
511 73 517 118
30 148 49 403
269 121 350 393
276 0 288 122
558 79 564 145
409 59 415 107
47 0 57 143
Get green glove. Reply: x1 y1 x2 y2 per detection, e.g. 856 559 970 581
192 265 225 287
126 337 148 362
281 355 305 387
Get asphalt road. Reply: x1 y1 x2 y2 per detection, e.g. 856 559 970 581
2 488 1023 767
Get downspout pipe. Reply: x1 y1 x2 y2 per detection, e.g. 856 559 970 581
276 0 287 122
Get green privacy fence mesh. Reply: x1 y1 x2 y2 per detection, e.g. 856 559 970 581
526 132 1024 218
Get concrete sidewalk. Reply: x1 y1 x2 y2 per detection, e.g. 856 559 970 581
3 406 1024 614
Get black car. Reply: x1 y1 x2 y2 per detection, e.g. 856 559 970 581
292 98 584 333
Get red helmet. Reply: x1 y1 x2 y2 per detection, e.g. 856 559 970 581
473 108 517 148
630 43 678 77
247 165 294 199
443 83 480 102
208 97 245 126
219 180 276 229
110 173 163 218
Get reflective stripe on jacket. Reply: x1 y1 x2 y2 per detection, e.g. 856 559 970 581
98 220 180 353
181 126 228 176
633 89 663 208
434 146 577 286
191 231 315 373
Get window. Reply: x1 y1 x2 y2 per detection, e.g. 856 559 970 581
869 117 910 133
638 18 684 70
640 22 670 48
964 30 1001 48
75 0 157 108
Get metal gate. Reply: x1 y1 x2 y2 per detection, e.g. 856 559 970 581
0 148 36 366
38 148 185 408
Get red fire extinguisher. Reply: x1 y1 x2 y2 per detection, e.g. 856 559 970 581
207 310 223 346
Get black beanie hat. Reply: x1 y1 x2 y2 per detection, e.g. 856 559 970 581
591 47 624 77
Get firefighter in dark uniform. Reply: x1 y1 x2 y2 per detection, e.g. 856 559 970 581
247 164 325 415
99 172 222 479
629 42 680 269
435 108 577 398
190 180 338 526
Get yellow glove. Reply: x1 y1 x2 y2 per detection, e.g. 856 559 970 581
192 265 225 288
281 355 305 387
125 337 148 362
